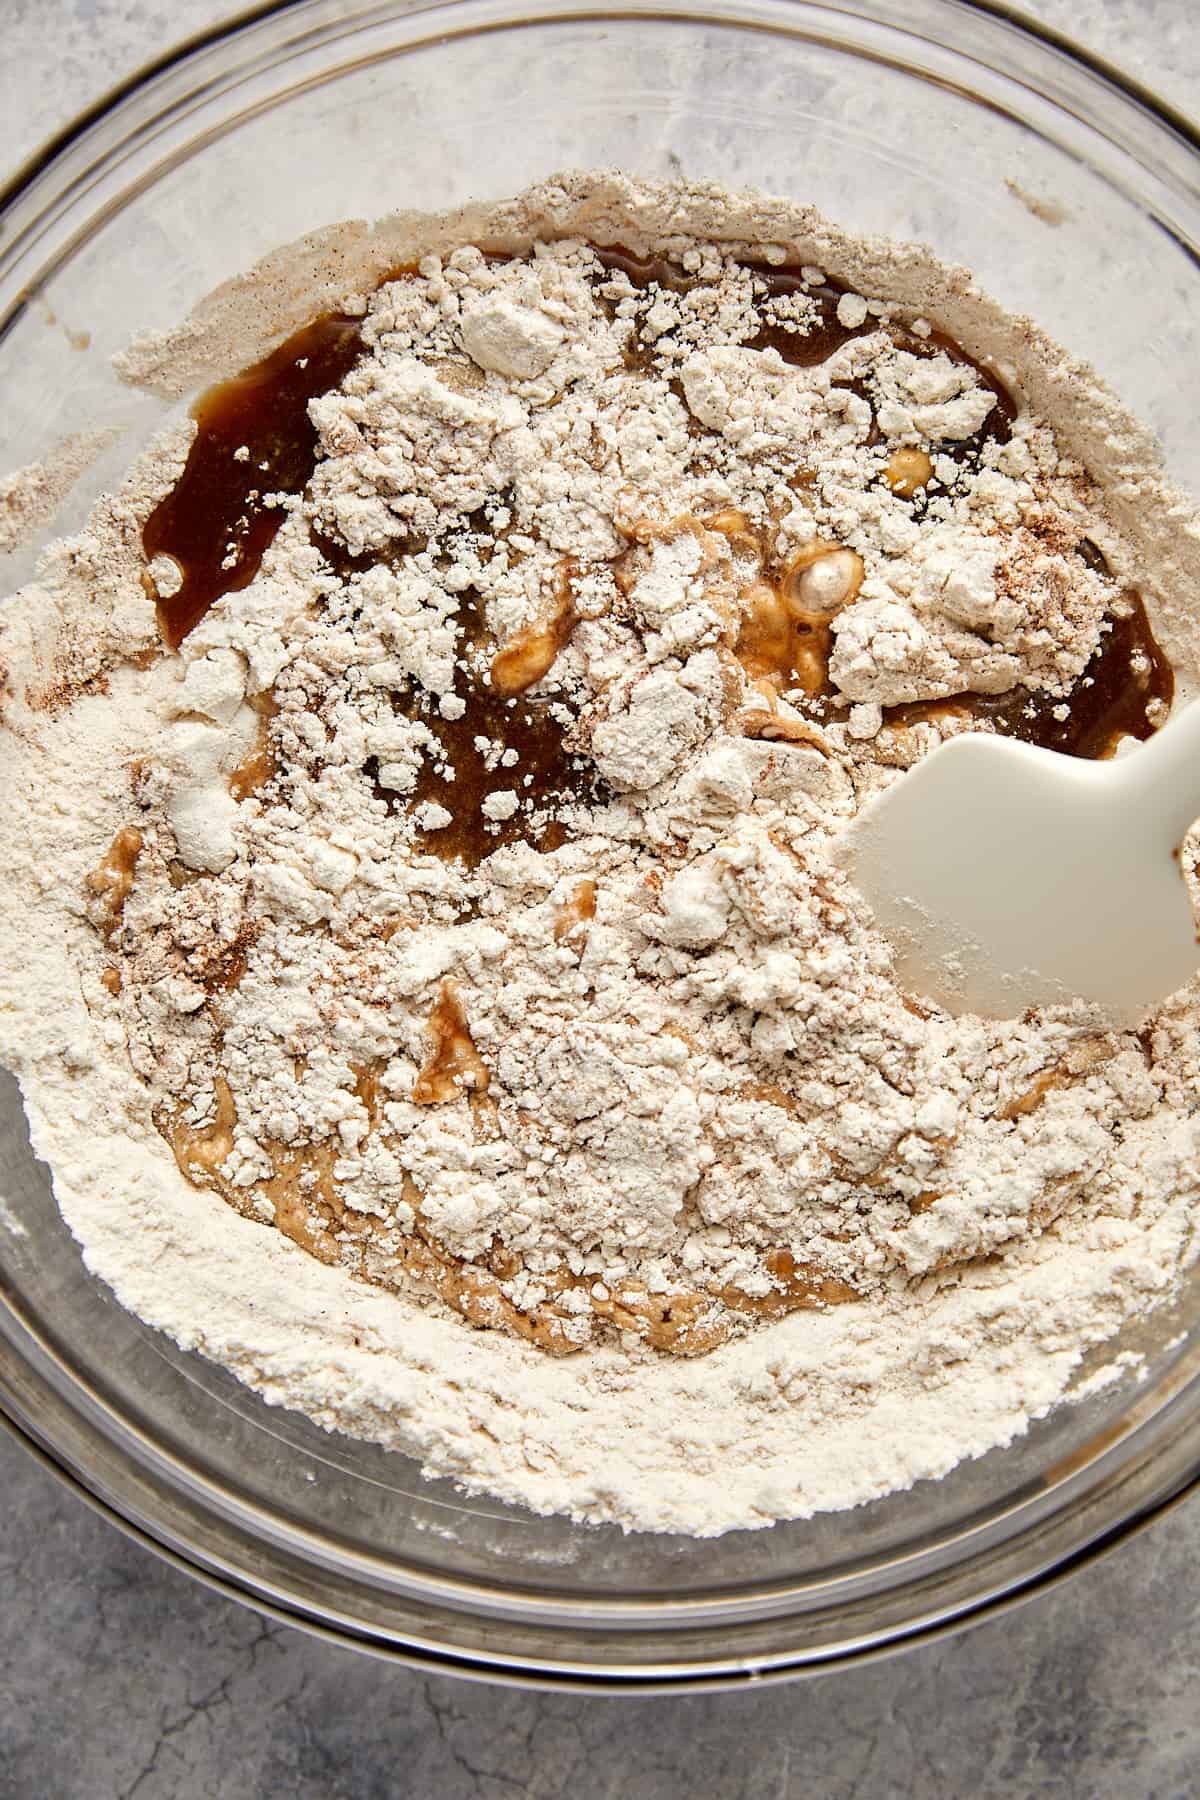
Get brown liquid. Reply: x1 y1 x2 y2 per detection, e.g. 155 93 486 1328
593 247 875 366
553 878 597 943
885 447 933 498
924 328 1017 449
161 1069 853 1357
143 250 1016 658
309 526 422 583
228 736 277 804
708 516 860 699
86 827 143 939
756 297 1016 456
722 1248 858 1322
983 594 1172 756
141 250 1168 899
742 263 883 368
883 592 1173 759
595 247 1015 456
372 584 597 869
736 581 831 697
490 561 581 696
143 314 365 648
593 245 702 296
411 980 491 1104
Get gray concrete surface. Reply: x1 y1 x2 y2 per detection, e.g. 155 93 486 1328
2 2 1199 1795
1 1423 1199 1798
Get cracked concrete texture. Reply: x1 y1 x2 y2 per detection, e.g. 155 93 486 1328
1 1429 1199 1798
2 1 1200 1795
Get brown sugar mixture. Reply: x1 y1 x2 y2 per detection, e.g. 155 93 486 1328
13 174 1200 1536
84 229 1183 1358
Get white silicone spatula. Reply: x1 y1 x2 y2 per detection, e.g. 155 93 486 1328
838 702 1200 1025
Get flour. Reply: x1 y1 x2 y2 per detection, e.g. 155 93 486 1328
2 173 1200 1536
0 430 122 556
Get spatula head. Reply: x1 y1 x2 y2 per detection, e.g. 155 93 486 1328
839 732 1200 1025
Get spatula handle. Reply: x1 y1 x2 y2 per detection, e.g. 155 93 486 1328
1116 699 1200 846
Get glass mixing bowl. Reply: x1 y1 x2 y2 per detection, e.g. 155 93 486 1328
2 0 1200 1689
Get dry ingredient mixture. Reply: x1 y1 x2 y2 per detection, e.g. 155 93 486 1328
2 173 1200 1536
